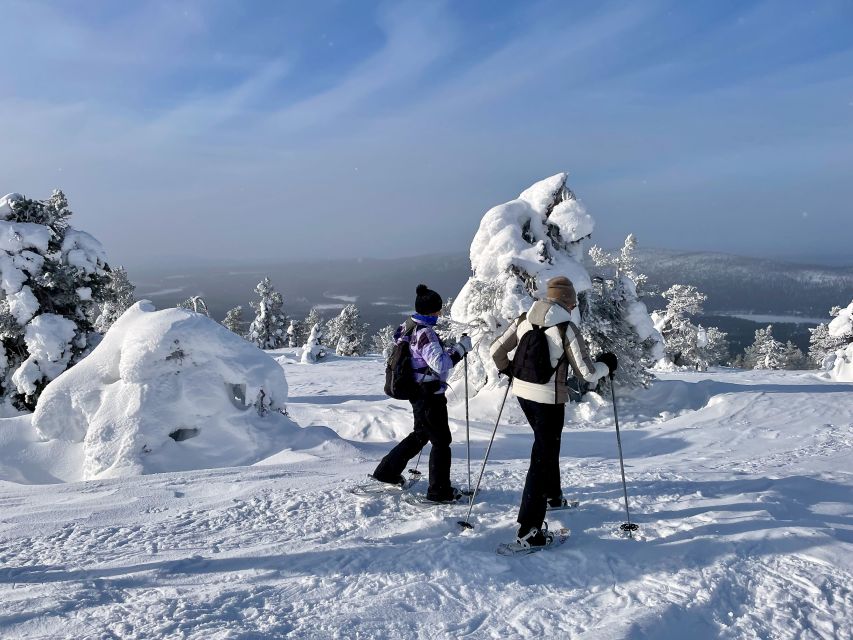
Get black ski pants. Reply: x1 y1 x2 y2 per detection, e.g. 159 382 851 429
373 392 452 497
517 397 565 531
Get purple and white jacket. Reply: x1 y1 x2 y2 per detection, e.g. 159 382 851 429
394 316 462 394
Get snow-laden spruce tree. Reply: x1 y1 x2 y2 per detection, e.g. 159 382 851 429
300 307 323 346
652 284 729 370
451 173 602 394
286 320 301 347
325 304 368 356
744 326 786 369
222 305 245 335
300 323 327 363
809 301 853 370
371 324 396 359
0 190 110 410
826 301 853 381
247 277 287 349
585 235 665 386
697 325 731 367
94 266 136 333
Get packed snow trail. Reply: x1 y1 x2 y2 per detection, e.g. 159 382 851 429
0 353 850 639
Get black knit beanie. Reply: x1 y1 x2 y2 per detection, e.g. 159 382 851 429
415 284 443 315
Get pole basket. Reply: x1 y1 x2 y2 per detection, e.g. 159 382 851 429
619 522 639 533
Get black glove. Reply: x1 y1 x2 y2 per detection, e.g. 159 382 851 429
498 366 513 379
596 352 618 375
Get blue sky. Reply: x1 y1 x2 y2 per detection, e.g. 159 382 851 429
1 0 852 267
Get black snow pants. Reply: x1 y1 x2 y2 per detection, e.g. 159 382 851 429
372 392 452 498
517 397 565 530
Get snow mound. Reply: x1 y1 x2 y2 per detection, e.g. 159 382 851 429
33 301 297 480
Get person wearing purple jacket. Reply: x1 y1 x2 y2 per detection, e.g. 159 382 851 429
372 284 472 501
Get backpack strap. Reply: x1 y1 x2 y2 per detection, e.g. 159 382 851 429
553 321 570 401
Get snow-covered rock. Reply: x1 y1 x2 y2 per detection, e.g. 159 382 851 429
32 301 296 480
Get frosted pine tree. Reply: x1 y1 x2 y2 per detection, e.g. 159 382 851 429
654 284 724 369
584 235 665 385
286 320 300 347
0 190 110 410
326 304 368 356
699 325 730 367
826 301 853 381
94 266 136 333
247 277 287 349
300 307 323 346
781 341 808 370
435 297 460 344
222 306 245 335
450 173 600 394
371 324 397 359
809 302 852 369
744 325 786 369
301 323 327 363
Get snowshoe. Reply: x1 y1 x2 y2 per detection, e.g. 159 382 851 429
350 474 414 497
546 497 580 511
496 524 570 556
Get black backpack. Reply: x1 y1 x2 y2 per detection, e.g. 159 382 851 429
384 321 422 400
511 317 568 384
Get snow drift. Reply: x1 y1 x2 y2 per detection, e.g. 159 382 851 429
33 301 297 480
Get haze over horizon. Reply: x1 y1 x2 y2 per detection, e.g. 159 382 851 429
2 1 852 268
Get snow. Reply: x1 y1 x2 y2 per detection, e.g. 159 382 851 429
831 343 853 382
828 301 853 337
10 313 77 396
5 285 39 325
60 229 108 274
0 354 851 638
30 301 298 481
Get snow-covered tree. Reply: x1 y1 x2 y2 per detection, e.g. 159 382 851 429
325 304 368 356
450 173 600 394
0 190 111 410
301 323 327 363
744 326 786 370
653 284 730 370
809 303 852 369
698 325 730 368
247 277 287 349
94 266 136 333
781 340 808 370
222 306 245 335
286 320 300 347
435 297 460 344
371 324 396 359
584 235 665 385
178 296 209 316
300 307 323 346
825 301 853 381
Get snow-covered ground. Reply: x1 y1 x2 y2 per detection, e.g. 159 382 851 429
1 352 851 639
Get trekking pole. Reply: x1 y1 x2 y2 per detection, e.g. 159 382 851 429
463 334 472 496
609 374 639 537
458 382 511 530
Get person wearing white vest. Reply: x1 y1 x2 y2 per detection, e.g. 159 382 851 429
490 275 616 548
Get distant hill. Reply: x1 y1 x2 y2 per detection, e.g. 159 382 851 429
633 248 853 316
131 249 852 354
